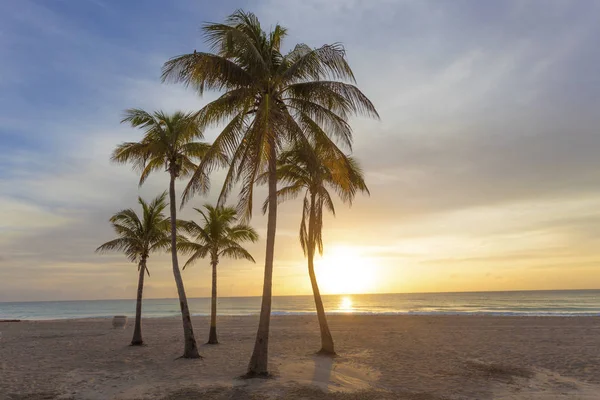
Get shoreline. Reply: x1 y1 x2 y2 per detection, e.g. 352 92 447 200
4 311 600 322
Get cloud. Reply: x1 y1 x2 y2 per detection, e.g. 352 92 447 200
1 0 600 300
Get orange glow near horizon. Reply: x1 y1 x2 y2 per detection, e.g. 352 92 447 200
314 245 378 294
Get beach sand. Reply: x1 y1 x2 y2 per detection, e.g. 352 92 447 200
1 315 599 399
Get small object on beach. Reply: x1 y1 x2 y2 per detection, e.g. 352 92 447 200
0 319 21 323
112 315 127 329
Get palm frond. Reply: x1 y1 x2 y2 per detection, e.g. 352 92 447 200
261 183 305 215
299 194 310 256
227 224 259 243
111 142 152 172
121 108 156 128
280 43 355 84
96 238 137 256
285 81 380 120
219 245 255 262
182 245 211 270
139 156 166 186
97 192 170 266
162 52 253 94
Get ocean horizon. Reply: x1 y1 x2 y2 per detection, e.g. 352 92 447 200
1 289 599 320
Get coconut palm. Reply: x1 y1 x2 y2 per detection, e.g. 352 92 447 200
179 204 258 344
96 192 170 346
112 109 220 358
162 10 378 375
262 140 368 354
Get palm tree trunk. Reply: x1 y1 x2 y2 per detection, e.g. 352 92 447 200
131 256 146 346
247 138 277 376
308 193 335 355
169 171 201 359
208 254 219 344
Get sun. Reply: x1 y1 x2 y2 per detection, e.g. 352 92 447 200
339 296 354 311
314 245 377 294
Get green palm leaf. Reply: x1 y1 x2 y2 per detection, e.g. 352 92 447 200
181 204 258 269
96 192 170 264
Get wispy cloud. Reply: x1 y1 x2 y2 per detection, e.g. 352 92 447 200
0 0 599 300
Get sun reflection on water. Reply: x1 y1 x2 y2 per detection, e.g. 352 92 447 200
339 296 353 312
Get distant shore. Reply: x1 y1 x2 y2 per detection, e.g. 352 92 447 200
2 315 600 399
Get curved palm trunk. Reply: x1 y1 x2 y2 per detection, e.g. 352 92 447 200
308 258 335 354
308 194 335 355
169 172 201 359
131 256 147 346
208 254 219 344
247 139 277 376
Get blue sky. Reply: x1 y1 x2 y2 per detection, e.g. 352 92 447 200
1 0 600 301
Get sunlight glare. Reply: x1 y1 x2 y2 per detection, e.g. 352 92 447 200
339 296 353 311
314 245 377 294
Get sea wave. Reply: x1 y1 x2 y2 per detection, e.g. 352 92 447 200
3 290 599 320
4 310 599 320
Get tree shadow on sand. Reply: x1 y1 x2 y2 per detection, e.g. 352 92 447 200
311 354 335 391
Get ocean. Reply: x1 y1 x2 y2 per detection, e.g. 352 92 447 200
1 290 598 320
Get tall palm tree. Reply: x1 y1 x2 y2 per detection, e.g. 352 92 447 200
179 204 258 345
96 192 170 346
112 109 219 359
263 140 368 354
162 10 378 375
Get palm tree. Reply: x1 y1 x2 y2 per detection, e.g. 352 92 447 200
96 192 170 346
263 140 368 354
162 10 378 375
179 204 258 344
112 109 219 359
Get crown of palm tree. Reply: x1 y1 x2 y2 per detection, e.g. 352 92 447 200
179 204 259 269
96 192 171 273
112 109 220 185
162 9 379 219
262 141 369 255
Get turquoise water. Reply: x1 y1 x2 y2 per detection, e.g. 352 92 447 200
1 290 598 320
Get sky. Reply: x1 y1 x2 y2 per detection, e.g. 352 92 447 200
1 0 599 302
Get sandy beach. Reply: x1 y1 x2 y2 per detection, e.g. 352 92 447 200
1 315 599 399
